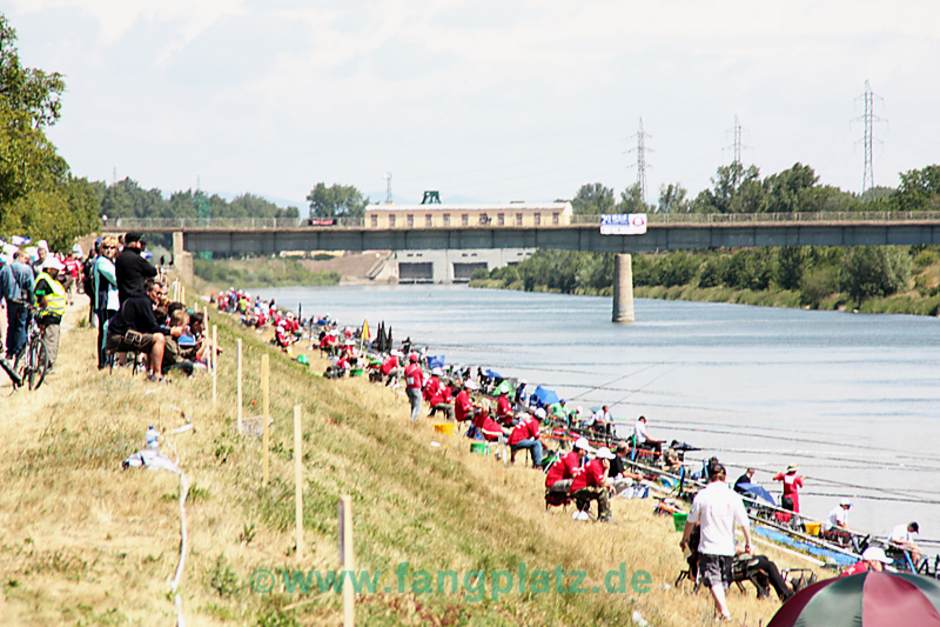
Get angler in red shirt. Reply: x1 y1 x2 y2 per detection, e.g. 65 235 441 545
508 410 543 467
545 436 592 494
454 379 477 422
472 408 505 442
569 446 615 522
427 372 454 419
380 351 402 386
424 368 443 402
403 354 424 422
495 393 513 423
773 464 804 514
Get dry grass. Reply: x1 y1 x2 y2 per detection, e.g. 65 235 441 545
0 298 823 626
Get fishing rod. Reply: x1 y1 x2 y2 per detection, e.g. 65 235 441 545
606 365 681 407
565 362 662 401
682 444 940 475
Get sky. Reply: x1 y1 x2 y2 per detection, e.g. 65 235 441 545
5 0 940 210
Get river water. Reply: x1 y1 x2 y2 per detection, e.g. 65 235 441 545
255 285 940 542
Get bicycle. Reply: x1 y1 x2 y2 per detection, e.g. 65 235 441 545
12 305 49 391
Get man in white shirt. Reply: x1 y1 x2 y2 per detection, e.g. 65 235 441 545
823 498 853 543
680 464 752 622
633 415 665 453
889 521 921 562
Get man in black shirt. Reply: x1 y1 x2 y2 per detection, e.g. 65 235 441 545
106 278 169 379
115 232 157 304
734 468 756 495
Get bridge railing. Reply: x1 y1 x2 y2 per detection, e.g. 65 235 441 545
571 211 940 224
109 211 940 230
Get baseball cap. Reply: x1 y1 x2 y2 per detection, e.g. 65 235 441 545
840 498 852 507
42 257 64 272
464 380 479 391
37 239 49 251
573 436 593 452
595 447 615 460
861 547 892 564
535 407 547 420
408 353 418 363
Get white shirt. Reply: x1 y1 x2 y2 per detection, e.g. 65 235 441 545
634 420 649 443
824 506 848 532
688 481 750 556
890 523 915 544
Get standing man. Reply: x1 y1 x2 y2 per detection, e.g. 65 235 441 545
403 353 424 422
34 257 67 370
31 240 49 275
6 249 34 359
115 232 157 304
93 237 120 369
773 464 804 517
680 464 751 622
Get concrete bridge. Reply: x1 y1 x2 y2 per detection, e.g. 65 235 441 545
105 211 940 322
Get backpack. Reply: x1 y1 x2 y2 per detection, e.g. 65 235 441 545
82 257 95 296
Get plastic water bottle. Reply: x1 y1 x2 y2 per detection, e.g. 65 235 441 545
145 425 160 449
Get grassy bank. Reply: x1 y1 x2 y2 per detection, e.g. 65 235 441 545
0 300 817 625
194 257 340 288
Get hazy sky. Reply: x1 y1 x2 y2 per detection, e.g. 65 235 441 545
6 0 939 208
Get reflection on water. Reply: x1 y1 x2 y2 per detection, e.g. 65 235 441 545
256 284 940 537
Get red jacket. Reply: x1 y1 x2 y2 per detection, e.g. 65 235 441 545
569 458 607 494
545 450 581 488
508 418 540 446
404 363 423 390
454 390 473 422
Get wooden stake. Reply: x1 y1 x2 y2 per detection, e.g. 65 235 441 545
236 339 243 433
261 353 270 487
339 495 355 627
211 325 218 406
293 405 304 560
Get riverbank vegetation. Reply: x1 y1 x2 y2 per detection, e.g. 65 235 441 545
1 299 813 625
471 245 940 315
194 257 340 288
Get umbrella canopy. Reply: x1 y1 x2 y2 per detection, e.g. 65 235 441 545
769 571 940 627
532 385 559 406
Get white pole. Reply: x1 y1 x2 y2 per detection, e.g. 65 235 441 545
339 495 355 627
211 325 218 407
294 405 304 560
236 339 243 432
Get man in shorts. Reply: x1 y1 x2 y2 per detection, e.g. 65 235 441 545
106 278 170 380
680 464 751 622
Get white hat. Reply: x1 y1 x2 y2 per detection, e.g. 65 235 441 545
840 498 852 507
595 447 615 460
535 407 547 420
71 243 83 256
519 378 527 385
431 367 443 376
42 257 64 271
573 436 592 451
37 239 49 251
861 547 892 564
464 380 479 391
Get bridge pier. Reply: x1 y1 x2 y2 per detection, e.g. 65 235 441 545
612 253 635 323
172 231 194 286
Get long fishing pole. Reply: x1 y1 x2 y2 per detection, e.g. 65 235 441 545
566 362 662 401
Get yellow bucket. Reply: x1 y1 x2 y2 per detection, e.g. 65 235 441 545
433 423 456 436
804 521 821 537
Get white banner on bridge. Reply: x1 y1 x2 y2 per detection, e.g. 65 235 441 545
600 213 648 235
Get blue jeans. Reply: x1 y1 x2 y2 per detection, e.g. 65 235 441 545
6 302 27 358
407 387 422 422
512 438 543 467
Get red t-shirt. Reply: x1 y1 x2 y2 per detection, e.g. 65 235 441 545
840 561 869 577
404 363 423 390
545 450 581 488
380 355 398 375
569 458 607 494
773 472 804 511
496 394 512 417
478 416 503 441
424 376 441 401
454 390 473 422
509 418 540 446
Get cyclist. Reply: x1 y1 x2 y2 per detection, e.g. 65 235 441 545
6 249 34 359
34 257 67 371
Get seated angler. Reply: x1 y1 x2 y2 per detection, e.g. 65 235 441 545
569 446 615 522
508 408 544 467
545 436 592 497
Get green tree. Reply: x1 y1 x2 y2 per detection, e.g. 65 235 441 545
694 162 762 213
774 246 804 290
0 15 65 128
762 163 819 213
839 246 912 304
893 165 940 211
657 183 689 213
571 182 615 216
306 183 368 218
616 183 651 213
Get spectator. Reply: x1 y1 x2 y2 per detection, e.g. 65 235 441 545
34 257 67 369
31 240 49 275
609 443 645 496
569 446 615 522
6 249 34 358
733 468 756 495
115 232 157 304
93 237 120 369
106 278 175 381
680 463 751 622
403 353 424 422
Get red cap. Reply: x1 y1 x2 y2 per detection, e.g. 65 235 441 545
409 353 418 362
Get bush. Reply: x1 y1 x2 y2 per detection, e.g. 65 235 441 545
800 266 839 308
839 247 912 305
913 248 940 270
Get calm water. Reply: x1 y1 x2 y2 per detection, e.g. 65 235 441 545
256 285 940 540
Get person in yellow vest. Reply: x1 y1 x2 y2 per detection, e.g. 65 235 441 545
34 256 67 370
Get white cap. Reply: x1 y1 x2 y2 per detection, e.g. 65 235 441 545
464 380 479 391
431 367 443 376
840 498 852 507
595 447 615 460
42 257 64 271
519 378 527 385
861 547 892 564
37 239 49 251
535 407 547 420
573 436 592 451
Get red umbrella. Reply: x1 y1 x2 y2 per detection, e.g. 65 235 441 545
769 570 940 626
